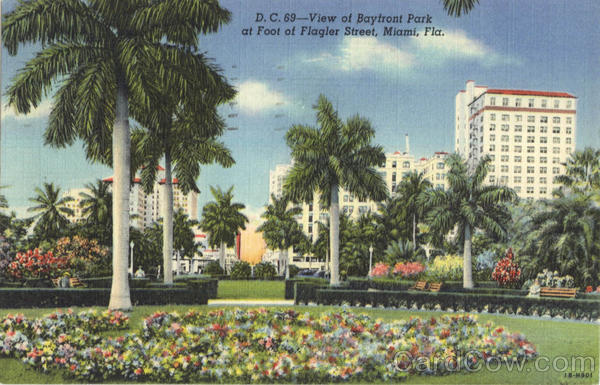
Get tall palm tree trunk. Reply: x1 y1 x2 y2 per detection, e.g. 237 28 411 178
412 213 417 250
330 185 340 286
284 248 290 279
219 241 226 272
162 150 174 285
463 223 474 288
109 79 132 310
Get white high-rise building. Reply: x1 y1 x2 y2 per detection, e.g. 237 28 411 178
103 165 198 229
455 80 577 199
62 187 89 224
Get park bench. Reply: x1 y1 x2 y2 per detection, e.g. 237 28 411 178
69 277 87 288
539 287 577 298
409 281 428 291
428 282 443 292
52 278 60 287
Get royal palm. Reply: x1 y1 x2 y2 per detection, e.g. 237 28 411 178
424 154 515 288
284 95 388 285
200 186 248 271
4 0 232 309
397 170 432 250
28 182 73 240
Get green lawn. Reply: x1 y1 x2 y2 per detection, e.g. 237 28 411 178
216 280 285 299
0 305 597 384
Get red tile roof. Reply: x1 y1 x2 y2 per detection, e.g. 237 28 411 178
158 178 179 184
102 177 141 183
486 89 576 98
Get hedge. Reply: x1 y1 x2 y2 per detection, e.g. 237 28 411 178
81 277 150 288
0 287 209 308
309 289 599 321
185 279 218 299
347 277 499 291
285 278 328 299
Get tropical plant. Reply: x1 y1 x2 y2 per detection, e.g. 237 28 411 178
492 249 521 288
253 262 277 280
3 0 232 310
284 95 388 285
369 262 390 278
204 261 225 277
392 261 426 279
441 0 480 16
425 254 463 282
397 171 432 249
257 194 305 279
554 147 600 199
53 236 111 278
133 80 234 285
200 186 248 271
385 240 425 264
518 192 600 286
7 249 69 280
230 261 252 280
27 182 73 241
423 154 516 288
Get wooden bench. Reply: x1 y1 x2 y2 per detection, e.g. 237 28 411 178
52 278 61 287
410 281 428 291
69 277 86 288
428 282 443 292
540 287 577 298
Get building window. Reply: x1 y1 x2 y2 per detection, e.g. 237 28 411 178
392 161 397 168
566 147 572 154
501 114 509 121
489 97 496 106
540 167 547 174
437 162 445 169
540 116 548 123
527 115 535 122
489 134 496 142
553 137 560 144
553 117 560 124
527 126 535 133
344 195 349 202
501 145 509 152
553 147 560 154
514 166 522 173
527 136 535 143
527 177 534 184
501 124 509 132
501 165 509 172
527 146 535 153
528 99 534 108
514 176 521 183
489 165 495 172
490 155 495 161
566 138 572 144
489 175 496 183
501 135 509 142
349 195 354 202
489 144 496 151
515 155 522 162
527 187 534 194
540 126 548 133
553 167 560 174
402 161 410 168
527 156 535 163
540 177 547 184
515 99 522 107
490 113 496 121
540 137 547 143
566 100 572 109
514 125 522 132
489 124 496 131
540 147 547 153
501 155 509 162
540 187 547 195
502 97 509 106
392 172 396 182
566 127 572 134
540 157 547 164
515 146 522 153
552 157 560 164
541 99 547 108
515 186 521 193
500 176 508 184
552 127 560 134
342 206 348 214
553 100 560 108
566 117 572 124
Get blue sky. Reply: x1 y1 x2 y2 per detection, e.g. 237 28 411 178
2 0 599 219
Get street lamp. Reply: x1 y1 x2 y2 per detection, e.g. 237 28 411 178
129 241 135 277
368 245 373 279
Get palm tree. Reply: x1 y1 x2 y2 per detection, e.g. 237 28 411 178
257 194 304 279
397 171 432 250
424 154 516 288
134 103 234 285
284 95 388 285
442 0 480 16
28 182 74 240
519 192 600 286
199 186 248 272
79 180 112 227
4 0 232 310
554 147 600 196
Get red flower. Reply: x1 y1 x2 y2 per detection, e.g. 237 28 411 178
585 286 593 293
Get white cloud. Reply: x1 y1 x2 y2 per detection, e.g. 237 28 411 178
242 204 265 228
1 99 53 120
236 81 288 114
305 29 519 74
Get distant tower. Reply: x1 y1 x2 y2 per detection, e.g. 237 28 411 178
405 134 410 155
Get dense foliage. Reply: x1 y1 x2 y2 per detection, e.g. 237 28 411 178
230 261 252 279
253 262 277 280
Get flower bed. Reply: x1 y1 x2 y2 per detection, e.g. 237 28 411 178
0 308 537 382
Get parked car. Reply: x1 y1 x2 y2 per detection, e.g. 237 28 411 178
296 269 318 278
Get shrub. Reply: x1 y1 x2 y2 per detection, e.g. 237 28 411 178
425 255 462 281
253 262 277 280
369 262 389 277
284 278 327 299
535 269 575 288
392 261 425 278
6 249 69 280
204 261 224 277
288 264 300 278
492 248 521 288
53 236 111 278
230 261 252 279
